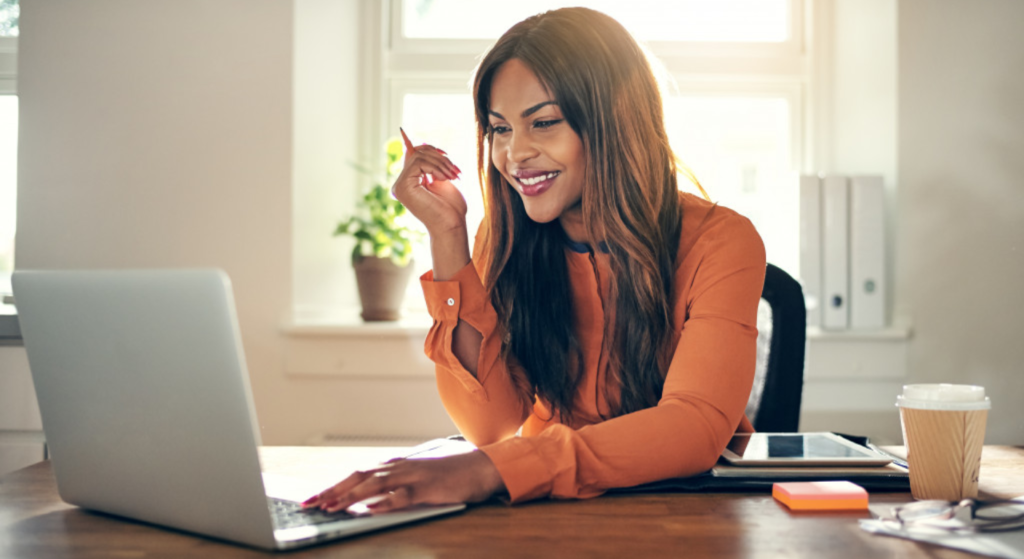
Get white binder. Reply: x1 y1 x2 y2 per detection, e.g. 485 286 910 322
822 175 849 330
849 176 886 329
799 175 823 328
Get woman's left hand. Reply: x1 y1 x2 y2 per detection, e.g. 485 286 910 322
302 450 506 514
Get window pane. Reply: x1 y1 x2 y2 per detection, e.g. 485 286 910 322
0 96 17 295
664 95 798 276
400 93 482 312
0 0 18 37
403 0 788 42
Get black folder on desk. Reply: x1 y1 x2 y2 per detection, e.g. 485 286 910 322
612 433 910 494
614 462 909 494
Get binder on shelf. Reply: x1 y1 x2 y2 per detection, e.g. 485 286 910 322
850 176 886 329
822 175 849 330
799 175 823 328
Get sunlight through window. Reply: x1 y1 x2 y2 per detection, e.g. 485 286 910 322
403 0 788 42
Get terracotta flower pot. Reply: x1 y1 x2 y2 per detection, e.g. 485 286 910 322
352 256 414 321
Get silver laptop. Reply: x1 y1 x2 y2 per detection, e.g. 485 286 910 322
11 269 465 551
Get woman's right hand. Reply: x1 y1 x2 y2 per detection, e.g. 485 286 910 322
391 143 469 237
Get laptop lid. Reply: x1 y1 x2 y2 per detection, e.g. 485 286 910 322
13 269 277 549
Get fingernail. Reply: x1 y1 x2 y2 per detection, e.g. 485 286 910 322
302 496 319 506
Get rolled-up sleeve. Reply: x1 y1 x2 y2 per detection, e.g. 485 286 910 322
421 258 531 445
421 263 498 398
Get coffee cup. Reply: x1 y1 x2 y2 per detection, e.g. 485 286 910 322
897 384 990 501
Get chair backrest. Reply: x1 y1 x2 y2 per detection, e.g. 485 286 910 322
745 263 806 432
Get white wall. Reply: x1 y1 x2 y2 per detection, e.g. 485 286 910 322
898 0 1024 444
15 0 296 442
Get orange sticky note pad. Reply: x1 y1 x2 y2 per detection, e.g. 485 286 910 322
772 481 869 511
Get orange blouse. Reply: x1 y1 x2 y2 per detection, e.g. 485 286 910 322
419 192 766 503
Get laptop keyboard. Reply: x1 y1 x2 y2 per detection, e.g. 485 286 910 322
268 497 357 529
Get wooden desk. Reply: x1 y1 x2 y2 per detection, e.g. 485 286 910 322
1 446 1021 558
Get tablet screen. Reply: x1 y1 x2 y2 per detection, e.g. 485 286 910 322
725 433 878 461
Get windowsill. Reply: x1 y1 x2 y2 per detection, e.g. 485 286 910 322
282 309 432 338
807 320 913 341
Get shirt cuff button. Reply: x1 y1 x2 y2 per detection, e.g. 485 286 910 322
446 298 455 306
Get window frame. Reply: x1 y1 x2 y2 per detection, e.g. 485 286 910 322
388 0 804 60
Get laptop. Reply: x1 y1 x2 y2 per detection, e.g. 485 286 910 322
11 269 465 551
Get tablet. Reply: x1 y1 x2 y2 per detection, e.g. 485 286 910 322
720 433 894 467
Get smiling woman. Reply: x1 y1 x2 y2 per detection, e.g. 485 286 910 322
486 63 586 231
304 7 766 513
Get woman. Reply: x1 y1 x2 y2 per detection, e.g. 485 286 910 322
305 7 765 513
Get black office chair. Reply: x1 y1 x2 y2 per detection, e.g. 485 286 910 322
745 263 806 432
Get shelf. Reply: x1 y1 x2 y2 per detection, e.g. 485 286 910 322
807 321 913 342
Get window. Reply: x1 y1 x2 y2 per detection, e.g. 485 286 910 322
341 0 807 315
0 0 18 299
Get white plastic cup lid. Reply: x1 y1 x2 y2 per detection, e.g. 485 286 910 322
896 384 991 411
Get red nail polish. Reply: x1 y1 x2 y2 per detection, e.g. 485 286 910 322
302 496 318 506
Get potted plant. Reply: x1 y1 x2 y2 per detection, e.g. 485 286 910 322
334 138 423 321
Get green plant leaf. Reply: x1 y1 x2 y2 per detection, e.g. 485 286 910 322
386 137 404 178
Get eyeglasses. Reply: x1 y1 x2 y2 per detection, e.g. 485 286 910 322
887 499 1024 533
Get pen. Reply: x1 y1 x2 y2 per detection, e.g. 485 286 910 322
398 127 458 179
399 127 416 153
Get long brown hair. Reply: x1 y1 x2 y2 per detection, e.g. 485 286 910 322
473 8 682 422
